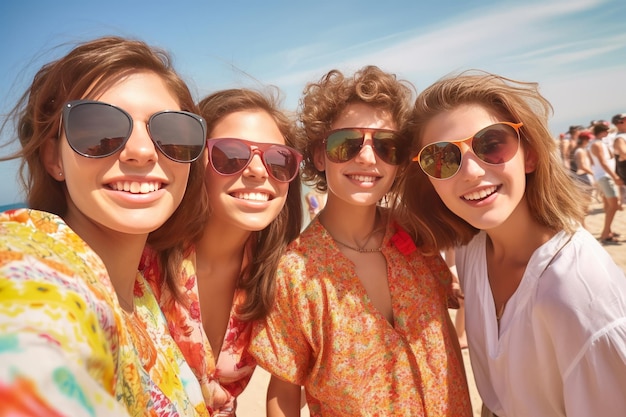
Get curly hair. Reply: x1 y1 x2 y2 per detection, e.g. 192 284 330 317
197 88 303 321
398 70 586 250
297 65 415 201
1 36 208 298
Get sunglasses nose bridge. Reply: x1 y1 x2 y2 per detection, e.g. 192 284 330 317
244 149 270 179
354 139 377 164
456 142 489 178
122 120 158 161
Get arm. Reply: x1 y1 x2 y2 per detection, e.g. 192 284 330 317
267 375 303 417
442 248 463 308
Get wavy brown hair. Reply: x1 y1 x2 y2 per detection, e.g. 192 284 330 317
298 65 415 204
197 88 302 321
399 70 586 250
1 36 208 291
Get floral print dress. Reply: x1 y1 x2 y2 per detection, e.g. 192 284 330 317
0 209 208 416
141 247 256 417
249 216 473 417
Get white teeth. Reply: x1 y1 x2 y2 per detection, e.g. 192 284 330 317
350 175 377 182
111 181 160 194
233 192 270 201
463 186 497 201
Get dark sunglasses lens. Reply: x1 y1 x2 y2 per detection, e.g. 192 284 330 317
149 112 205 162
373 132 402 165
473 124 519 165
66 103 130 157
210 139 251 175
419 142 462 179
325 130 363 163
264 146 300 182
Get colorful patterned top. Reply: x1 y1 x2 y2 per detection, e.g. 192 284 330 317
141 247 256 417
249 216 473 417
0 209 209 417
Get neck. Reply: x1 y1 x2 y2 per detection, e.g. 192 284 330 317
485 200 556 266
66 218 146 312
319 196 384 251
195 221 249 278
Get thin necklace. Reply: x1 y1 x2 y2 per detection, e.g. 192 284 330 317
332 237 383 253
496 302 506 322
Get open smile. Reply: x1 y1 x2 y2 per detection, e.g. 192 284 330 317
462 185 500 201
109 181 162 194
231 191 271 202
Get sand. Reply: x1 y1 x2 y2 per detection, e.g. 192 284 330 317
237 199 626 416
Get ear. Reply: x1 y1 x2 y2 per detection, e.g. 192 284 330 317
524 148 538 174
41 137 65 182
313 144 326 172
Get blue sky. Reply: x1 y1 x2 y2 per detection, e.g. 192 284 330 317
1 0 625 205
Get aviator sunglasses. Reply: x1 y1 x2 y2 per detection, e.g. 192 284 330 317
60 100 207 163
207 138 303 182
324 127 404 165
413 122 523 180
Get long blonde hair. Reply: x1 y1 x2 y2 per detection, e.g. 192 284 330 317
399 70 586 250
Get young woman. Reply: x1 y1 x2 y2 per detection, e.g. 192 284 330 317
141 88 303 416
0 37 210 416
249 66 472 416
404 71 626 416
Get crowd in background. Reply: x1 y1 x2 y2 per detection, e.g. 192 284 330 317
557 114 626 244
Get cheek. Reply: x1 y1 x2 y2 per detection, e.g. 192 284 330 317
430 179 458 208
164 161 191 201
205 167 230 190
275 182 290 198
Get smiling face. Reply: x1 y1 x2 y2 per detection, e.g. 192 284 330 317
46 71 191 236
204 110 290 232
315 102 398 207
421 104 534 231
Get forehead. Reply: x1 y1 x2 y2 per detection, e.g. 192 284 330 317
422 104 501 144
210 110 285 144
332 102 396 130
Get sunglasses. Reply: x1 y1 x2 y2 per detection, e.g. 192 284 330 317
324 128 404 165
60 100 207 163
413 122 523 180
207 138 302 182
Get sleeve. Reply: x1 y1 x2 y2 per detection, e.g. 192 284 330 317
419 248 455 307
248 252 313 385
0 260 131 416
563 322 626 416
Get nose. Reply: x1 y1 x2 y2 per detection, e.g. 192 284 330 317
119 121 158 164
457 143 486 179
243 151 269 180
354 136 376 165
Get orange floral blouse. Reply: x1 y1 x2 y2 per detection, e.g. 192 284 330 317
249 217 473 416
141 247 256 417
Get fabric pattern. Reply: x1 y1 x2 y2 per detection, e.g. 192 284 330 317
141 247 256 417
0 209 208 417
249 215 472 417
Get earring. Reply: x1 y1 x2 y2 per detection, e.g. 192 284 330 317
59 172 63 176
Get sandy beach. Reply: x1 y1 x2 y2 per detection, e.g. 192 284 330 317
237 199 626 416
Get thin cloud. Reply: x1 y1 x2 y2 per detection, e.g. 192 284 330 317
265 0 625 133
